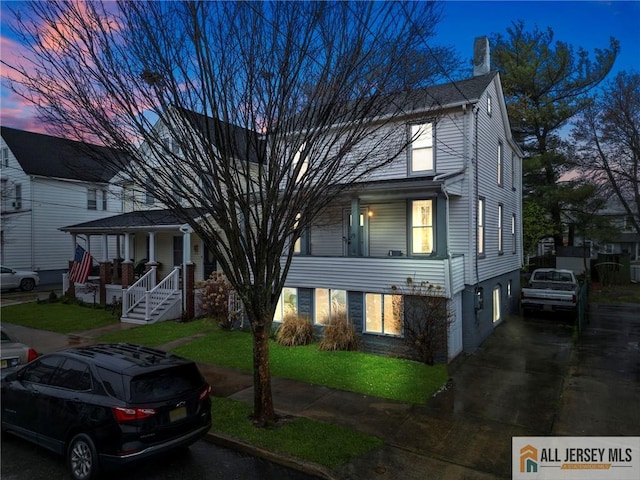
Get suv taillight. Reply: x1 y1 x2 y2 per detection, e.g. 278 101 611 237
112 406 157 422
199 385 212 400
27 349 38 362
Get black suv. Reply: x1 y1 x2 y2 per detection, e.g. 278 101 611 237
1 343 212 480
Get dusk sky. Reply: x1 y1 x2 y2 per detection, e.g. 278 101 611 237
1 1 639 134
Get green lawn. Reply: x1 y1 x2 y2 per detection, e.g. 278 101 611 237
211 397 382 467
0 302 119 333
100 323 447 405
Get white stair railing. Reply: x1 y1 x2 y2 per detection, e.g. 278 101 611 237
145 268 180 321
123 267 156 318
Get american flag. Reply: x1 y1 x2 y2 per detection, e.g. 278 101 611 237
69 245 93 284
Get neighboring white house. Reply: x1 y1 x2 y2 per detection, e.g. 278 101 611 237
277 38 523 359
0 126 123 284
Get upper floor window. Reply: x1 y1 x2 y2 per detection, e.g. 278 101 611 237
410 199 434 255
511 152 516 190
498 203 503 254
87 188 97 210
487 94 492 116
145 175 155 205
1 147 8 168
478 197 485 256
497 141 503 186
410 123 433 173
511 213 517 254
314 288 346 325
101 189 108 210
14 183 22 210
292 143 308 183
365 293 402 336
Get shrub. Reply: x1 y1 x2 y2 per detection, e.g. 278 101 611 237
318 310 359 351
390 277 452 365
275 313 314 346
49 290 58 302
199 272 232 328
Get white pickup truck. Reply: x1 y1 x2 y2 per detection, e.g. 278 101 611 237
520 268 580 316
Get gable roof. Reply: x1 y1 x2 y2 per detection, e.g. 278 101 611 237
394 71 499 112
1 126 124 183
60 208 201 233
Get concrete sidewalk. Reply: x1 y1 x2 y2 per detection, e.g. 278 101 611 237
2 301 639 479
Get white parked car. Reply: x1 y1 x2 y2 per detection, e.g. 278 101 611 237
0 265 40 292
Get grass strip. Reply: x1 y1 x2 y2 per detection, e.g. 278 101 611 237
211 396 382 467
0 302 118 334
97 318 213 346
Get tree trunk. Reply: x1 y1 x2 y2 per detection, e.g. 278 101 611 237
251 322 276 426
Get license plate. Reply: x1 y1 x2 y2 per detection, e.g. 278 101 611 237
1 358 19 369
169 406 187 422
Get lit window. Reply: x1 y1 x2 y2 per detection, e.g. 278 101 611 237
274 287 298 322
315 288 346 325
411 200 434 254
487 94 492 116
410 123 433 173
292 143 308 183
365 293 402 335
87 188 97 210
498 204 503 254
493 285 501 323
478 198 485 255
511 214 516 254
497 141 503 186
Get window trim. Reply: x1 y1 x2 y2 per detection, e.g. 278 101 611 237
364 293 403 337
477 197 485 257
409 199 435 256
498 203 504 255
409 122 434 175
314 288 347 325
497 141 503 187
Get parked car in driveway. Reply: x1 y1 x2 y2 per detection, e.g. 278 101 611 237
520 268 580 316
0 265 40 292
1 343 212 480
1 328 38 369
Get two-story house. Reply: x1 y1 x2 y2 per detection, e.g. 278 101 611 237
276 39 523 360
58 39 523 361
0 126 123 284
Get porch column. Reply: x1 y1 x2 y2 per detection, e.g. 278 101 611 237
122 233 134 288
180 224 193 318
349 198 360 256
99 234 111 306
146 232 158 271
66 234 78 298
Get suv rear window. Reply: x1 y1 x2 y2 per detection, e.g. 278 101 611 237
129 364 204 403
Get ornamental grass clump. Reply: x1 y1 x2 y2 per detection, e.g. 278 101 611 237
275 313 315 346
199 272 232 328
318 310 359 351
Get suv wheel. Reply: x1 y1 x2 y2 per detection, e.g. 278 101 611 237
67 433 99 480
20 278 35 291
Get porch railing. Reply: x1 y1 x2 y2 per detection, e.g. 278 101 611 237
146 268 180 321
122 267 157 318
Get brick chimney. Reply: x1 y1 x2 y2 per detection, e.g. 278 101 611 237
473 36 490 76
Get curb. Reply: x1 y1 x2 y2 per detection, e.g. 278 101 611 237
204 431 339 480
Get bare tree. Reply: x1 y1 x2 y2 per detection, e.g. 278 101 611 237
3 0 453 425
572 71 640 237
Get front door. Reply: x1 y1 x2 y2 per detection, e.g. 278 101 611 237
343 208 369 256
